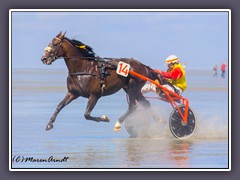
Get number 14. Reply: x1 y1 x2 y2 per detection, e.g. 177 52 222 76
116 61 131 77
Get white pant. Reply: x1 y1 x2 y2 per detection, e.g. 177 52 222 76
141 82 182 95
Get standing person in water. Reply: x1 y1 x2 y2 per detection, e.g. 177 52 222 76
213 64 218 77
221 63 227 78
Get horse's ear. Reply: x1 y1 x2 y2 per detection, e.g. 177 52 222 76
63 31 66 36
59 31 66 39
57 31 62 37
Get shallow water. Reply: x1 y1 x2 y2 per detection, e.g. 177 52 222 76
11 68 229 170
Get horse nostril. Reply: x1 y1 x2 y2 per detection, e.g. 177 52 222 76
41 57 48 64
41 57 46 61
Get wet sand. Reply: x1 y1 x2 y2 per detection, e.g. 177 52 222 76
11 68 229 170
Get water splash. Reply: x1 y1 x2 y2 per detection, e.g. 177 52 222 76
193 112 228 139
124 105 173 138
124 105 228 139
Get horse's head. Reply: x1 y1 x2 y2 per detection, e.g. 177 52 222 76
41 31 66 65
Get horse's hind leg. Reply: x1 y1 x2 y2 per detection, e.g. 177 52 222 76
136 92 151 107
84 95 110 122
46 92 77 130
114 93 137 132
136 92 160 122
114 89 152 132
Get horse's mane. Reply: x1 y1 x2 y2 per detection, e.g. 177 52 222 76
65 37 96 58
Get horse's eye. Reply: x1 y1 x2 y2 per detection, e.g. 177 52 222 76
50 42 57 47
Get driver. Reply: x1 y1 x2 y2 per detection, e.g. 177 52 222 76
141 55 187 96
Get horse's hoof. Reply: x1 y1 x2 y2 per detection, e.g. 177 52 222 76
113 126 121 132
46 124 53 131
102 115 110 122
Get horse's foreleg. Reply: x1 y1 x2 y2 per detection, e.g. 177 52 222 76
84 95 110 122
46 92 76 130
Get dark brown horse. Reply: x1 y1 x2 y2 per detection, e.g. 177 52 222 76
41 32 165 132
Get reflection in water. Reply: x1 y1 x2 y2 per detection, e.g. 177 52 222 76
168 140 193 168
121 139 194 168
83 146 98 167
125 139 144 167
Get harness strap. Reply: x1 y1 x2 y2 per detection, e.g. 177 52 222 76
68 61 111 96
68 72 100 78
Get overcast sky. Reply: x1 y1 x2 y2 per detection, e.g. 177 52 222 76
11 10 229 70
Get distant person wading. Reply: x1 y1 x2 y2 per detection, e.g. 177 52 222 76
213 65 218 77
221 63 227 78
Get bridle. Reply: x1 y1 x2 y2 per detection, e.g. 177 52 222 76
44 37 64 62
43 36 118 69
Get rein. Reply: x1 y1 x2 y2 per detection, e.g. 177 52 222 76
66 55 118 80
64 56 118 68
67 56 117 76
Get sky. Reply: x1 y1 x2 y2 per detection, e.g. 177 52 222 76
11 10 230 70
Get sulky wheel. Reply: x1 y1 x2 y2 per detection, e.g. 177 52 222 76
125 121 136 137
169 105 196 139
124 117 151 138
124 108 153 138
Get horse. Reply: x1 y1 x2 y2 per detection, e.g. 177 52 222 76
41 31 166 132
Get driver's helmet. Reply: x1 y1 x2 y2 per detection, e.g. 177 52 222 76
165 55 179 64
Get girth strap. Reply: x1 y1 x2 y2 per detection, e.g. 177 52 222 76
68 61 111 96
68 72 99 78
